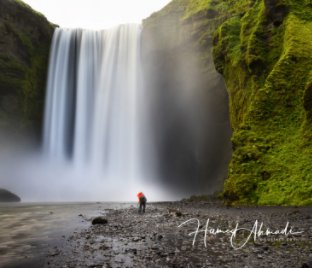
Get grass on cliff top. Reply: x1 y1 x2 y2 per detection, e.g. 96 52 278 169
14 0 47 20
183 0 252 20
143 0 188 25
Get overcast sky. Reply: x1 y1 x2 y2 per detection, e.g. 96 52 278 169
22 0 171 29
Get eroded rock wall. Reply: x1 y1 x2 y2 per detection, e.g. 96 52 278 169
0 0 54 138
142 0 232 196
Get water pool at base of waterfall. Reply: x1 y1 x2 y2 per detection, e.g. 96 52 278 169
0 202 133 267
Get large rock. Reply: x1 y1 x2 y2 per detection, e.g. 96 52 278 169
92 216 108 225
0 188 21 202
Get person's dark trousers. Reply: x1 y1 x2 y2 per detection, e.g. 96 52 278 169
139 198 146 213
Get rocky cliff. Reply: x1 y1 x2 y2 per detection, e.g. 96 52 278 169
212 0 312 205
142 0 232 196
144 0 312 205
0 0 54 136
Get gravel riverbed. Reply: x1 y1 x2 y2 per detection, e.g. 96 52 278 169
42 202 312 268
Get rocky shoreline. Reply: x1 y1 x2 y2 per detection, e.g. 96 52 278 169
44 201 312 268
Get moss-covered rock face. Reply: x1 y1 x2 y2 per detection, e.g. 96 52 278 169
0 0 54 135
147 0 312 205
180 0 312 205
212 0 312 206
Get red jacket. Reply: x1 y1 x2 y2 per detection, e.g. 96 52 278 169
137 192 145 202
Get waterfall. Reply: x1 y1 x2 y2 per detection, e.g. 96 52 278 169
37 23 230 201
43 25 144 182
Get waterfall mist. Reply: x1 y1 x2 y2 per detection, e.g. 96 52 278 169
141 15 232 197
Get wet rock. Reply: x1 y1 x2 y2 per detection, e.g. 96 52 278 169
92 217 108 225
128 248 137 255
167 208 183 217
99 245 109 250
302 261 312 268
48 248 61 257
175 211 182 217
0 188 21 202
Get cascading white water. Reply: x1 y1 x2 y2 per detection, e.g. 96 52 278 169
0 20 231 202
43 24 143 182
0 19 232 202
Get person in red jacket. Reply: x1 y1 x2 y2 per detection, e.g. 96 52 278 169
137 192 147 214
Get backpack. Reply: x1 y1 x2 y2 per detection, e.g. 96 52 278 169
140 196 147 203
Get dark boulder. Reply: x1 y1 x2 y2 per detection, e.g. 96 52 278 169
302 261 312 268
0 188 21 202
92 216 108 225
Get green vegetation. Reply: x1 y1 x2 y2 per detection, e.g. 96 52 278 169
148 0 312 205
0 0 54 129
184 0 312 205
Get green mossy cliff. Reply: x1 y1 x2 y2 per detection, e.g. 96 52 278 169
212 0 312 206
0 0 54 133
146 0 312 205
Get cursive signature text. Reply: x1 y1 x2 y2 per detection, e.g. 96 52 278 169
178 218 304 250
